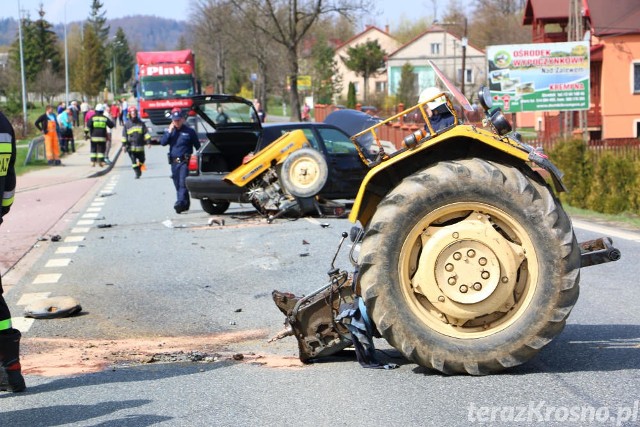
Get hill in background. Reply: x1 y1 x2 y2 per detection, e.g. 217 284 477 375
0 16 187 52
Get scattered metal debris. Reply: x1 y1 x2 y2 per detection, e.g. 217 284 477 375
207 218 225 226
96 224 115 228
50 235 62 242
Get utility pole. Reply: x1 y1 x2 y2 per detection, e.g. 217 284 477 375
461 17 468 97
568 0 588 142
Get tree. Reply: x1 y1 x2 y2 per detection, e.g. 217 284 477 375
83 0 111 92
111 27 134 94
341 39 386 104
88 0 110 44
346 81 356 109
468 0 530 49
397 62 417 106
9 7 61 85
311 36 342 105
228 0 372 121
77 25 105 99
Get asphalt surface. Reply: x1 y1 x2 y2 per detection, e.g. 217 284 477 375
1 130 123 292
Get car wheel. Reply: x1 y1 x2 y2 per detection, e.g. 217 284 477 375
200 198 230 215
279 148 328 198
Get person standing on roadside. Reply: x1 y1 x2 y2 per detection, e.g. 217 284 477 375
120 98 129 126
80 100 89 124
0 110 26 393
57 106 75 154
34 105 62 166
87 104 115 167
160 108 200 213
122 106 151 179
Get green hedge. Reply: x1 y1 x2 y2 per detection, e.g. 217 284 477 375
549 138 639 215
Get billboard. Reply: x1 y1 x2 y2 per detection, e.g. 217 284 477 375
486 41 590 113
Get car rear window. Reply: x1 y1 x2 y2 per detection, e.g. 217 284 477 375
264 127 319 150
317 128 357 155
201 102 255 126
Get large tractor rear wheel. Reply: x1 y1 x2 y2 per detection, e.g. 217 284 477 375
358 159 580 375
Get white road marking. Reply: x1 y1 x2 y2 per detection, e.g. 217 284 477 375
17 292 51 305
77 220 95 225
55 246 78 254
304 217 321 225
572 219 640 243
45 258 71 267
32 273 62 284
64 236 85 243
86 207 102 212
12 317 34 332
81 212 100 219
91 202 105 207
71 227 91 233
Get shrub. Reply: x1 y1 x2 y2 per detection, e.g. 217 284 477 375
548 138 592 209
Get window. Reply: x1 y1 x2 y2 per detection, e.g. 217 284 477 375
317 128 357 155
274 128 319 150
636 121 640 138
457 68 474 84
634 63 640 93
431 43 441 55
375 81 386 93
353 82 360 95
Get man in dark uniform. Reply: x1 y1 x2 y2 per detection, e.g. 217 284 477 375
0 111 26 392
122 106 151 179
87 104 115 167
160 108 200 213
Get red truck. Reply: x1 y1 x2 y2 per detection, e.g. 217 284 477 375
133 50 198 141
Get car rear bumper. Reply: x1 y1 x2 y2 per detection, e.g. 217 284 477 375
185 174 248 202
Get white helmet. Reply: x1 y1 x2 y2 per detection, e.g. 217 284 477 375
418 87 447 110
95 103 105 112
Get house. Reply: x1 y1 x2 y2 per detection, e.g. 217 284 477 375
386 25 486 100
523 0 640 140
333 25 401 103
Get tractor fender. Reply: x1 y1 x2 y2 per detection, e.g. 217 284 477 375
225 129 310 187
349 124 565 227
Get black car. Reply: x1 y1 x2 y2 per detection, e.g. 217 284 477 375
185 94 368 215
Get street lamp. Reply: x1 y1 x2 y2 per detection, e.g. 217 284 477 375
64 0 69 105
17 0 28 136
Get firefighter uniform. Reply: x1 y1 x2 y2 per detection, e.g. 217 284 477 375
160 108 200 213
122 107 151 179
87 104 115 167
0 111 26 392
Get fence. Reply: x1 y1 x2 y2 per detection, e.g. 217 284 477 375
23 136 45 166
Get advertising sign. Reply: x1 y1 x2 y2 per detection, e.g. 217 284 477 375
486 41 590 113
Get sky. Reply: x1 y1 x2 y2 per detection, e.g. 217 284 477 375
2 0 471 27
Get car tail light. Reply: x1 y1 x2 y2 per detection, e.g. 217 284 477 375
188 154 199 173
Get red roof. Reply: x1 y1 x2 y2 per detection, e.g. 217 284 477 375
523 0 640 36
587 0 640 36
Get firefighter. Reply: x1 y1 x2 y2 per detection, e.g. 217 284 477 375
0 111 26 393
87 104 115 167
160 107 200 213
122 106 151 179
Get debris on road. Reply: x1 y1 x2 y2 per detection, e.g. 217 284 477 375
24 296 82 319
50 235 62 242
96 224 115 228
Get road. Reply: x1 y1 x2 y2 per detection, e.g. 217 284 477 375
1 145 639 426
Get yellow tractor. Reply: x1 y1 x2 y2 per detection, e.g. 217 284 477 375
271 61 620 374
